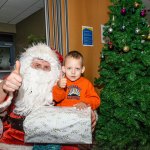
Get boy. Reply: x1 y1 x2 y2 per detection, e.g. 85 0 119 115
34 51 100 150
53 50 100 110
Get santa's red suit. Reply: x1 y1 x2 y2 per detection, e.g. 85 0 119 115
0 94 27 145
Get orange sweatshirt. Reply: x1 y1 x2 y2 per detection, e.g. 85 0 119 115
53 77 100 110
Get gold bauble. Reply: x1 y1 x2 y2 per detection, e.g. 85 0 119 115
134 2 140 8
123 46 130 52
141 34 147 39
147 34 150 40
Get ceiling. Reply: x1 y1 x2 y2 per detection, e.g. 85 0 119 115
0 0 44 24
0 0 149 25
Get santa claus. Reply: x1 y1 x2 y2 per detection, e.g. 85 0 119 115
0 43 97 150
0 43 61 149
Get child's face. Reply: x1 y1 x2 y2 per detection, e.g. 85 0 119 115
62 57 85 81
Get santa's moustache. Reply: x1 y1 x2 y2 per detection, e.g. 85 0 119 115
14 67 58 116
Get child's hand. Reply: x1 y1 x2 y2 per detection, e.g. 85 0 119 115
57 72 67 88
73 102 88 110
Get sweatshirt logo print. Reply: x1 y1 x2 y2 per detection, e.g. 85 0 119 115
67 85 81 100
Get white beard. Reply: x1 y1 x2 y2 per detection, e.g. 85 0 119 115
14 67 58 116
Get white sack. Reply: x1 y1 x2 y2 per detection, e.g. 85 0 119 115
23 106 92 144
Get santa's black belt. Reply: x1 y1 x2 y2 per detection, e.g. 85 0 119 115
7 116 25 132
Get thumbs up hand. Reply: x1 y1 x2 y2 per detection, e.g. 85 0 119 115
57 71 67 88
13 60 21 74
2 60 23 93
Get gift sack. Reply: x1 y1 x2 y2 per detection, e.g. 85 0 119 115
23 106 92 144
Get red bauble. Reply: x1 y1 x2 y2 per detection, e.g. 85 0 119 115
121 8 126 15
140 9 146 17
108 41 112 45
108 41 114 50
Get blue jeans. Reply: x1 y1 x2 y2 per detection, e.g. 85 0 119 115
32 144 61 150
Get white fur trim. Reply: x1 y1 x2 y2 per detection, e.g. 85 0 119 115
0 143 33 150
0 84 13 113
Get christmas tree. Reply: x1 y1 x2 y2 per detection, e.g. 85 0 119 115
95 0 150 149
